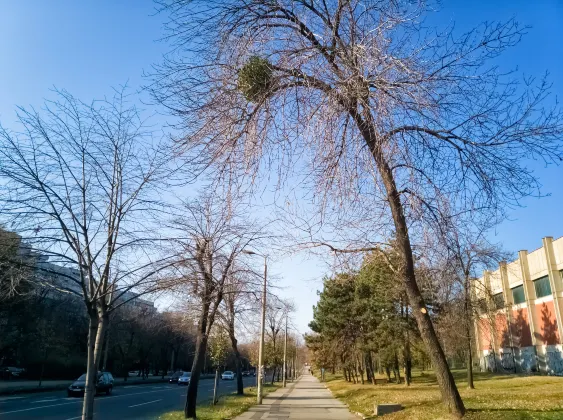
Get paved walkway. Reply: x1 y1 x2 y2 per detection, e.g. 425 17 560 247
235 373 357 420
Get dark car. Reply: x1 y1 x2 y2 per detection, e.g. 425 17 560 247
1 366 26 380
168 371 184 384
67 372 114 397
242 371 250 377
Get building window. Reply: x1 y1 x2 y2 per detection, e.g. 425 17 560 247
533 275 552 299
512 285 525 304
492 293 505 309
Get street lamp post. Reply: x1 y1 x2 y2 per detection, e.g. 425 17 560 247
282 312 288 387
243 250 267 404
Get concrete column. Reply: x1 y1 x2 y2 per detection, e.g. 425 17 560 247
483 270 499 357
499 261 515 350
518 250 539 346
542 237 563 343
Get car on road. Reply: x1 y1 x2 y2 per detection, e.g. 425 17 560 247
67 372 114 397
221 371 235 380
0 366 26 379
177 371 191 385
242 371 250 377
168 370 184 384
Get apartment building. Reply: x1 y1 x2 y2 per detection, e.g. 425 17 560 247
473 236 563 375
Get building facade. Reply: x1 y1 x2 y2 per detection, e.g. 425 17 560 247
473 236 563 375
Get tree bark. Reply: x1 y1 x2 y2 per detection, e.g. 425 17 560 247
464 277 475 389
213 368 219 405
184 333 208 419
82 312 106 420
355 114 465 416
228 324 244 394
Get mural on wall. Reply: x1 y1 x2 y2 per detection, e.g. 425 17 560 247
484 352 496 372
518 347 537 373
500 350 515 371
546 349 563 376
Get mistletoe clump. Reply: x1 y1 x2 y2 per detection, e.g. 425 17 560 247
237 56 273 102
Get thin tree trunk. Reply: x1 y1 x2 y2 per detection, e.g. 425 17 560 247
184 333 208 419
38 357 45 387
354 110 465 416
404 299 412 386
213 368 219 405
228 329 244 394
82 313 102 420
102 321 111 371
359 356 365 384
394 352 401 384
271 366 276 384
465 278 475 389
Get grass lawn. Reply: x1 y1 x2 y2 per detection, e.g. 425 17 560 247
322 370 563 419
158 383 280 420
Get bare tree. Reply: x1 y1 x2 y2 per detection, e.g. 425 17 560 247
0 228 35 301
151 1 563 416
0 89 175 420
168 195 263 419
220 267 260 395
431 213 509 389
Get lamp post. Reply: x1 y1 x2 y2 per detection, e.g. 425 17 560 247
243 250 267 404
282 312 288 387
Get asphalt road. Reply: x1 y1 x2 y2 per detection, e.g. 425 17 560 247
0 377 250 420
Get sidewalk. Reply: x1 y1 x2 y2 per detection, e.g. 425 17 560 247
235 373 357 420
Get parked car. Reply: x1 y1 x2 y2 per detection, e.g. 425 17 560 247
168 371 184 384
178 371 191 386
67 372 114 397
1 366 26 379
242 371 250 377
128 370 140 376
221 371 235 380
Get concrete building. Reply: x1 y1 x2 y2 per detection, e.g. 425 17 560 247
473 236 563 375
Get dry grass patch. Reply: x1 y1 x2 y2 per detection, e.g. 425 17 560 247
159 384 280 420
323 371 563 419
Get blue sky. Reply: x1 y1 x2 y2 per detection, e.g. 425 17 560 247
1 0 562 334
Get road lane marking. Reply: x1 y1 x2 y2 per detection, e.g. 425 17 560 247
129 399 162 408
64 416 83 420
0 401 81 415
0 386 192 415
32 398 59 403
0 396 24 402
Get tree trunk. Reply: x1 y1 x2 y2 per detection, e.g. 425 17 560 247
359 356 365 384
102 321 111 371
385 365 391 382
82 312 106 420
393 353 401 384
228 330 244 395
38 357 45 387
184 333 208 419
464 278 475 389
359 123 465 416
271 365 276 384
213 368 219 405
